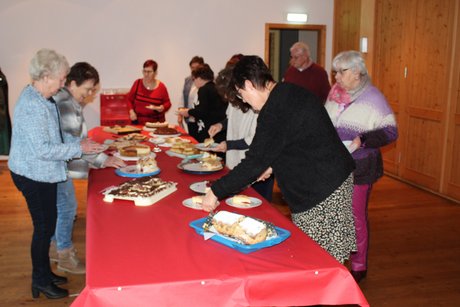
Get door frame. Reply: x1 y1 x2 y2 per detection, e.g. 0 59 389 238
264 23 327 68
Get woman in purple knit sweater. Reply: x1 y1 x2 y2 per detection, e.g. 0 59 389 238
325 50 398 282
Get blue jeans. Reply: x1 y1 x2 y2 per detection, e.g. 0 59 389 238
51 178 77 251
11 172 56 286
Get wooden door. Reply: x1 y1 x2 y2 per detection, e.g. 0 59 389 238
444 4 460 200
399 0 456 190
373 0 413 175
374 0 456 191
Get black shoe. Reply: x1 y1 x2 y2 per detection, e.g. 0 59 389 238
50 272 68 285
351 270 367 283
32 283 68 299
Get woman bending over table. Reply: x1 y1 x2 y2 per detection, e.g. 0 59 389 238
202 55 357 263
209 62 274 201
128 59 172 124
50 62 126 275
325 50 398 282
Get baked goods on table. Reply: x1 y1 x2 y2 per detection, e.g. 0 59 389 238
179 155 223 173
191 153 222 170
200 152 219 162
203 137 214 147
192 196 204 206
119 144 151 157
170 141 201 156
103 125 141 135
107 140 139 151
103 176 177 206
232 195 252 207
202 159 223 171
117 133 147 141
145 121 169 128
136 156 158 173
153 127 180 135
202 211 277 245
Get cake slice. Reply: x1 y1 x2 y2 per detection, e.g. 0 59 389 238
232 195 252 207
205 211 268 245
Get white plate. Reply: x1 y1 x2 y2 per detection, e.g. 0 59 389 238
189 181 211 194
195 142 218 151
149 132 180 139
166 150 203 159
148 137 165 145
179 161 223 174
150 131 181 138
155 136 191 147
143 126 157 132
114 152 156 161
153 133 181 138
182 197 203 210
225 196 262 209
342 140 358 153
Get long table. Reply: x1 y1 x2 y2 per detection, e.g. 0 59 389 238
71 127 368 306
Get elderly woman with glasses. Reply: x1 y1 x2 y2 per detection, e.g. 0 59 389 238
127 59 172 124
325 50 398 282
8 49 104 299
201 55 357 264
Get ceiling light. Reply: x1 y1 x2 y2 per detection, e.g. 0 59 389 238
287 13 308 23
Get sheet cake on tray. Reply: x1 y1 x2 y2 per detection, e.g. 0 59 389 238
103 176 177 206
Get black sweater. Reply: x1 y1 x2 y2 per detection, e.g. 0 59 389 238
188 81 227 143
211 83 355 213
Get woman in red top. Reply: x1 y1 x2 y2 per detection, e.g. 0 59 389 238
127 59 171 124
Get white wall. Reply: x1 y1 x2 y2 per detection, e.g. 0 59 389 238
0 0 334 129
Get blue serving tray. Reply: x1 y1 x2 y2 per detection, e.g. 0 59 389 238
189 217 291 254
115 165 161 178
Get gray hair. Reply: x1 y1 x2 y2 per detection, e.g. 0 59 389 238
290 42 311 58
29 48 69 81
332 50 368 76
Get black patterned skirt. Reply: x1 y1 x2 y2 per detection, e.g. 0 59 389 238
291 174 356 263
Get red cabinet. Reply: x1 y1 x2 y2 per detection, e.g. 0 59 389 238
100 91 130 126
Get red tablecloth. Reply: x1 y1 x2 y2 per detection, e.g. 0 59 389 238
71 127 368 307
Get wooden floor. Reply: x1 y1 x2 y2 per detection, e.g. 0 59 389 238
1 161 460 306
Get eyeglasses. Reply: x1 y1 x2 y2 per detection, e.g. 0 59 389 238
142 69 154 74
235 88 244 101
332 68 349 76
290 54 305 60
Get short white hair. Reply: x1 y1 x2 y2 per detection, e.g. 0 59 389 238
29 48 69 81
290 42 311 58
332 50 368 76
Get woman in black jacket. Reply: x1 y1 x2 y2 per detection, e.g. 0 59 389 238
201 56 356 263
177 64 227 143
0 67 12 155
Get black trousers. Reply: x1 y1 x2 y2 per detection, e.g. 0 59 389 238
11 172 57 286
252 175 275 202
